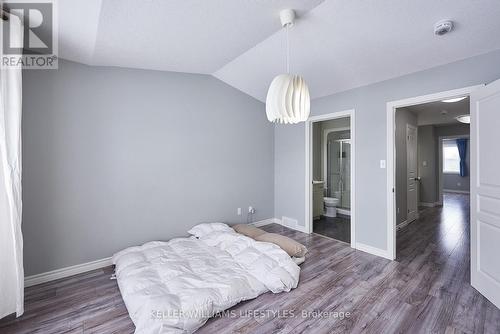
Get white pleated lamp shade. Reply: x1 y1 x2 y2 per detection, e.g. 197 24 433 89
266 74 310 124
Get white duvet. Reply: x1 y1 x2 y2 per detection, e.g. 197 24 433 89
112 226 300 333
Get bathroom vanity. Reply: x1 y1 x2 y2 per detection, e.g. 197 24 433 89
312 181 324 219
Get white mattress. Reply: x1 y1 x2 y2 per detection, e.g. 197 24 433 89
112 228 300 333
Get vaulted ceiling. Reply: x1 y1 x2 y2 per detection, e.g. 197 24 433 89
59 0 500 101
58 0 325 73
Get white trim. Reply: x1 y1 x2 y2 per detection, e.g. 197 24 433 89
419 202 438 207
25 218 283 288
281 216 309 233
406 123 419 223
337 208 351 216
24 257 112 288
355 242 392 260
306 109 356 250
438 134 470 205
284 223 308 233
443 189 470 194
252 217 310 233
251 218 281 227
386 85 482 261
396 220 409 231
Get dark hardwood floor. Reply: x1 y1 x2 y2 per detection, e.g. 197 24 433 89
1 193 499 333
313 214 351 243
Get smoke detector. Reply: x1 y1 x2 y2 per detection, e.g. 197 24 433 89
434 20 454 36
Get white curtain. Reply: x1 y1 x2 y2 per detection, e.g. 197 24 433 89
0 13 24 318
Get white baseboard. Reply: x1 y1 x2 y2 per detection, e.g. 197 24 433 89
251 217 308 233
25 218 306 288
337 208 351 216
443 189 470 194
25 257 112 288
251 218 281 227
396 220 409 231
419 202 438 207
355 242 392 260
281 216 309 233
283 224 308 233
24 219 276 288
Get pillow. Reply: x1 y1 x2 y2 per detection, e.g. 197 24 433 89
255 233 308 257
187 223 234 238
232 224 266 239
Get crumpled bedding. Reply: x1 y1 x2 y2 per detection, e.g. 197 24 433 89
112 226 300 333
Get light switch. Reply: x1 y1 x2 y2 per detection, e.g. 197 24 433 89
423 161 427 167
380 160 386 169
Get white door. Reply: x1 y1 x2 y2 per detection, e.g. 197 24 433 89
471 79 500 309
406 124 418 223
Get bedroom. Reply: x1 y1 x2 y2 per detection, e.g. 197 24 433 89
1 0 500 333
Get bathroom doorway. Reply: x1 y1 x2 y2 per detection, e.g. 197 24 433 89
306 110 355 246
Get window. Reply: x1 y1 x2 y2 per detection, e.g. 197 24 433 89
443 139 460 174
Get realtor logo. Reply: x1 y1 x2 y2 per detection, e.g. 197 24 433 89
2 0 57 69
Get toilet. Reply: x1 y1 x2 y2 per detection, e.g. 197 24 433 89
323 197 340 217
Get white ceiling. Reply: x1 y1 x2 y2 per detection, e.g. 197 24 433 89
215 0 500 101
58 0 324 74
57 0 500 101
405 97 470 126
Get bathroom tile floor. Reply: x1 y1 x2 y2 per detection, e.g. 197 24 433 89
313 214 351 243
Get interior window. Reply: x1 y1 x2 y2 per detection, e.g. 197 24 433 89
443 139 460 174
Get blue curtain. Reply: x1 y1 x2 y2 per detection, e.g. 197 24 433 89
456 138 468 177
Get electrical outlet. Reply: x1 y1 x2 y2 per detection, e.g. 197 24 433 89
248 206 255 214
237 208 242 216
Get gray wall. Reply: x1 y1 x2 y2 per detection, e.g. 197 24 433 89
22 60 273 275
418 125 438 204
395 108 417 225
274 49 500 251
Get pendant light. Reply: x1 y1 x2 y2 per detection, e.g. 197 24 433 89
266 9 310 124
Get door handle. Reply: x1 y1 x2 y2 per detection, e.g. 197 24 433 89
414 177 421 181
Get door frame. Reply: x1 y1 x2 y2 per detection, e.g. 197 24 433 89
305 109 355 248
322 126 351 215
438 134 471 204
386 85 482 260
406 123 419 223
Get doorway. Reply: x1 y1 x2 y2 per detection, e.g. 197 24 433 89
305 110 355 247
387 85 479 260
387 80 500 309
